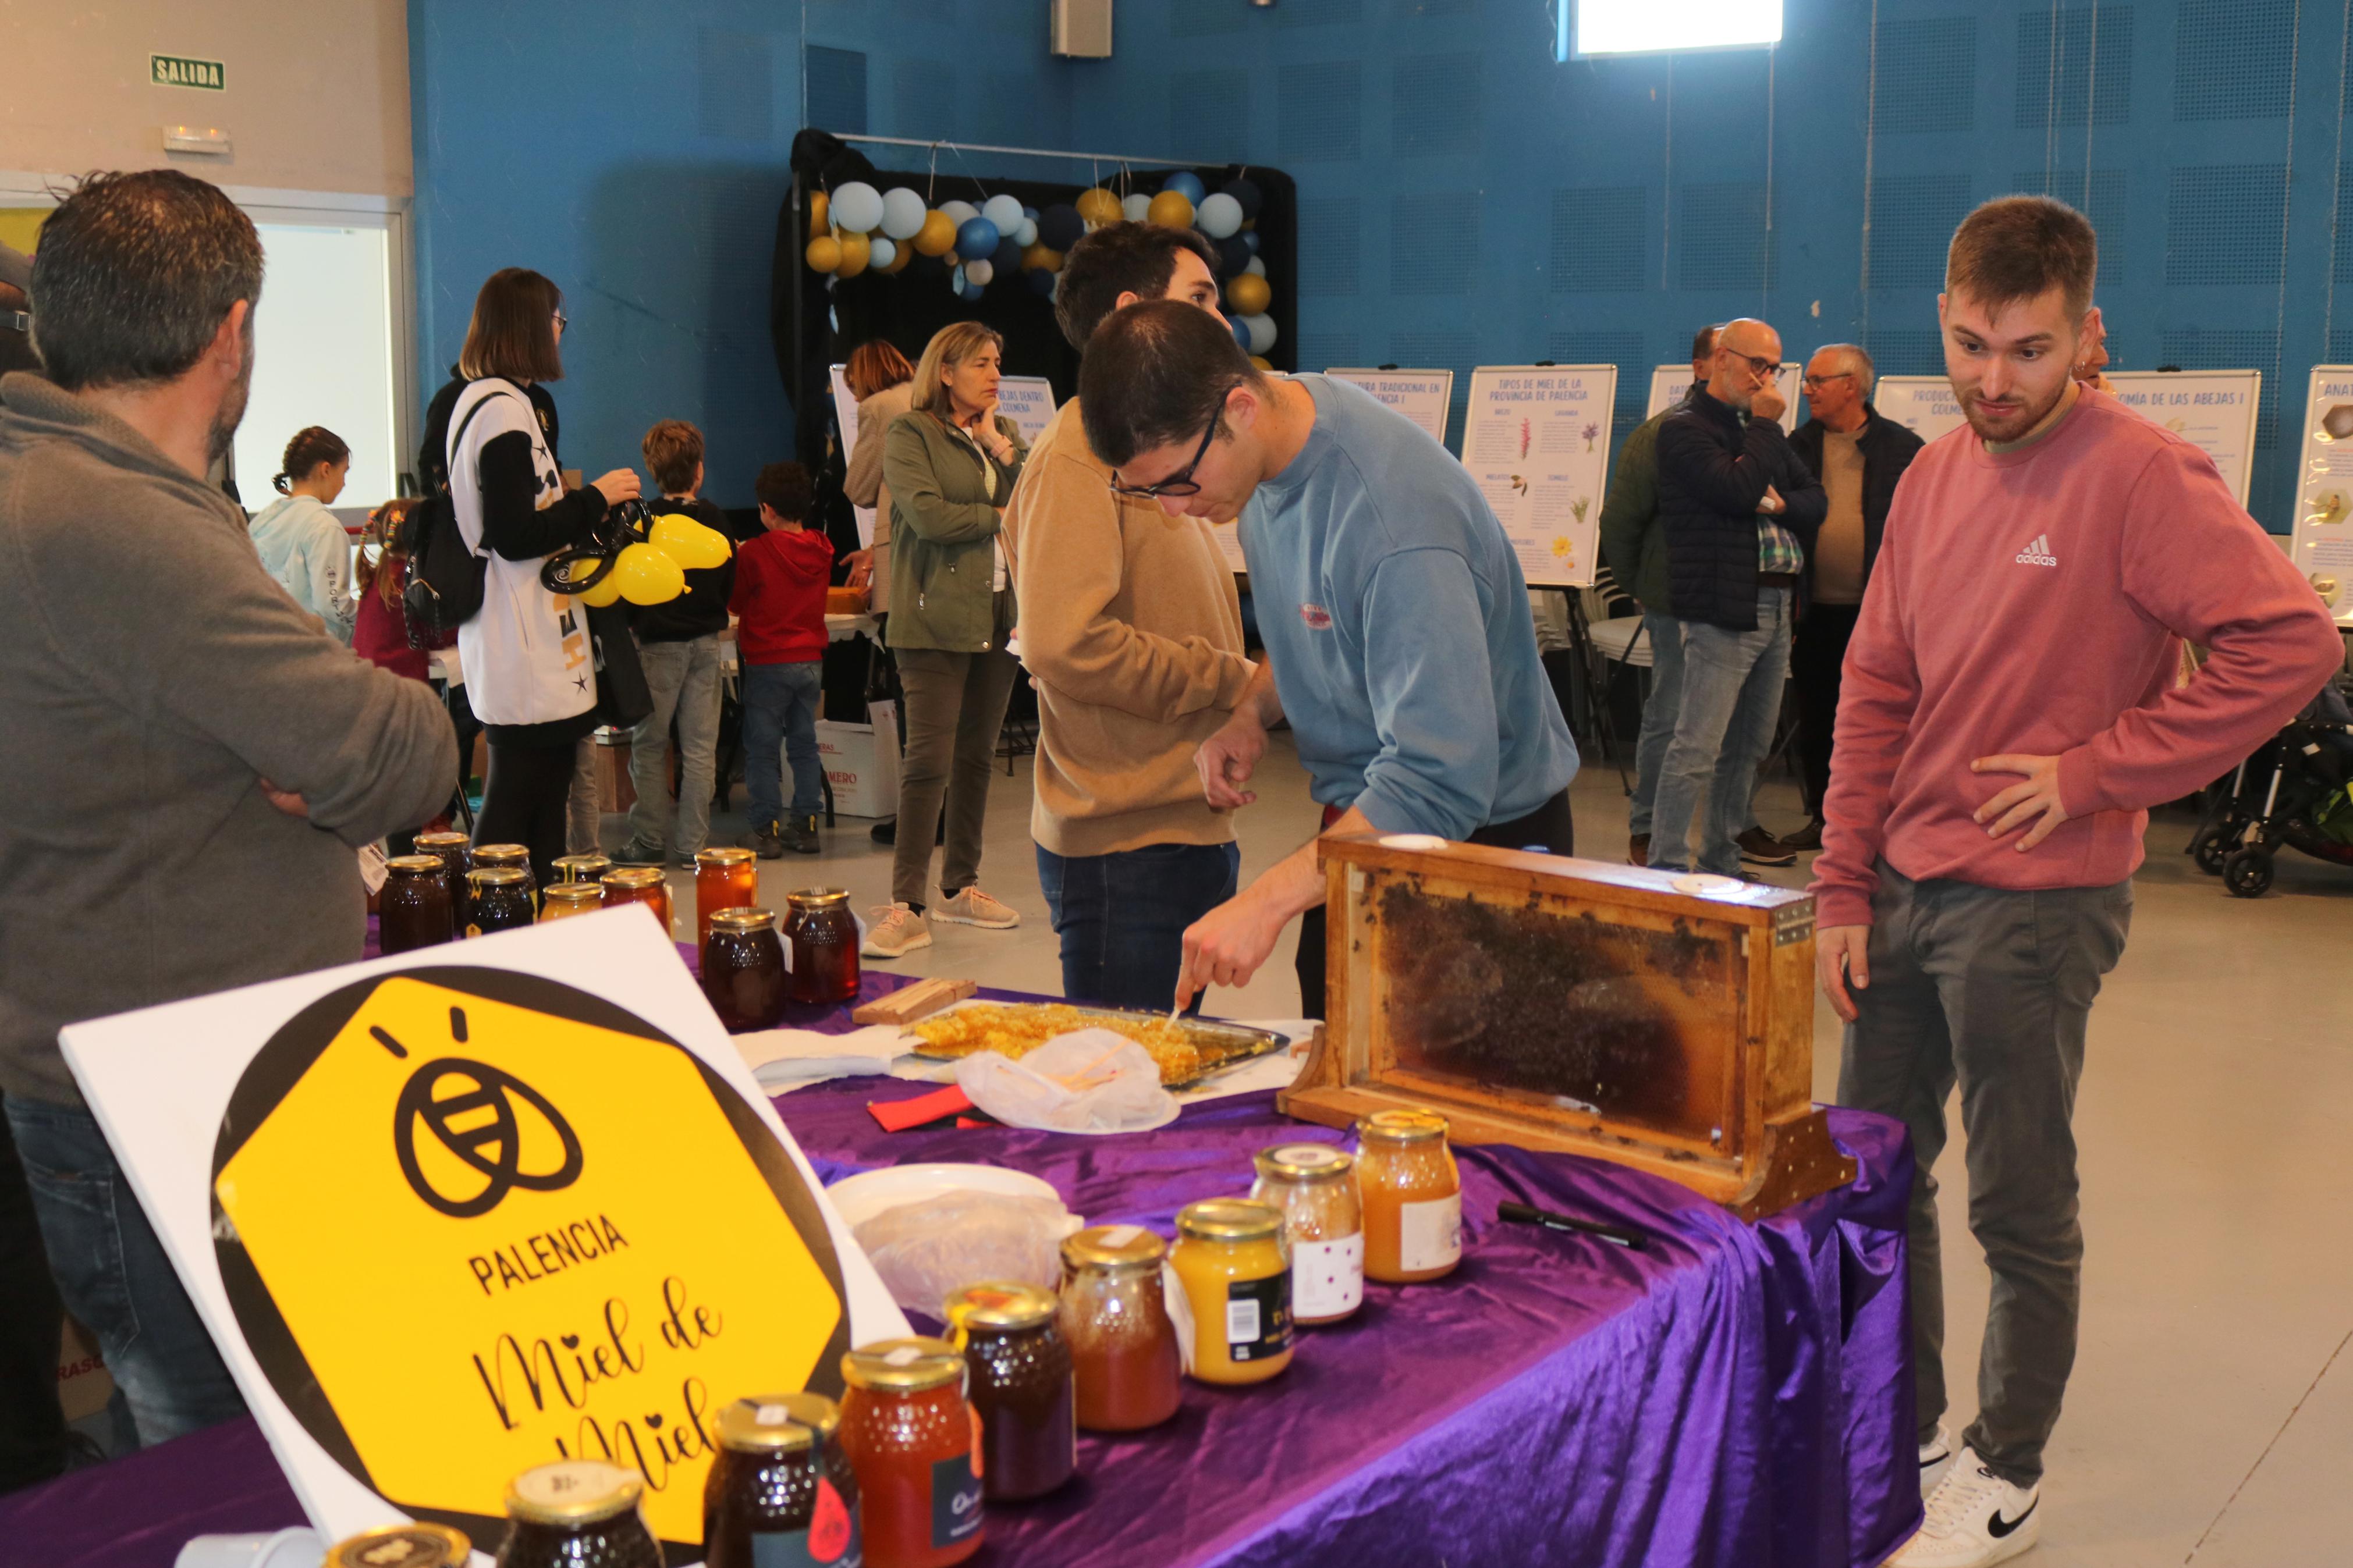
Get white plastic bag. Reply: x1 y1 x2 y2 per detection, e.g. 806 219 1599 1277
953 1029 1180 1135
852 1191 1080 1311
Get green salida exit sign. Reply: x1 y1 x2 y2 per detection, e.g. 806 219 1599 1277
151 54 225 91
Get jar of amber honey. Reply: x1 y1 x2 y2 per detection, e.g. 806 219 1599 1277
1355 1110 1461 1283
379 854 454 954
944 1282 1074 1501
465 868 534 936
413 830 471 938
702 1393 861 1568
839 1338 985 1568
695 847 760 948
471 842 534 903
601 866 671 936
783 887 860 1005
704 907 788 1032
551 852 613 886
1057 1225 1183 1432
1170 1199 1293 1385
540 883 604 922
1250 1143 1364 1325
494 1459 661 1568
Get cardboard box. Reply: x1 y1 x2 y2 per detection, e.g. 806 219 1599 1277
815 699 899 817
591 730 637 815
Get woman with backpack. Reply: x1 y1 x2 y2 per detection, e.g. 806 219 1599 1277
440 268 640 883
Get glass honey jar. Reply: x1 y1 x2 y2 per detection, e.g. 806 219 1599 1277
695 847 761 948
783 887 860 1006
944 1282 1074 1501
1169 1199 1293 1385
1355 1110 1461 1283
551 852 613 886
702 1392 861 1568
1057 1225 1183 1432
327 1523 470 1568
1250 1143 1364 1325
471 841 534 901
540 882 604 922
379 854 454 954
601 866 672 937
494 1459 661 1568
413 830 471 938
703 906 788 1032
839 1338 985 1568
465 867 534 937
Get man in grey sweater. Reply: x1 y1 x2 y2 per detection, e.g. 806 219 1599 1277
0 171 455 1449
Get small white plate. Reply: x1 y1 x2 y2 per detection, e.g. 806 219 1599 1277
826 1162 1071 1231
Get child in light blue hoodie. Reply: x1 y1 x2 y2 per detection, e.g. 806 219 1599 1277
246 425 357 643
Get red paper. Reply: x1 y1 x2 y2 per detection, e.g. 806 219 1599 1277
866 1084 974 1132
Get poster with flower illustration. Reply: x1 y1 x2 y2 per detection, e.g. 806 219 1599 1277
2292 365 2353 626
1466 364 1617 586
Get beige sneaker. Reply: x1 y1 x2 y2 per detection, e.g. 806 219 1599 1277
862 902 932 959
931 886 1020 930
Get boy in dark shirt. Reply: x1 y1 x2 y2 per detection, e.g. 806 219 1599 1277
731 463 835 856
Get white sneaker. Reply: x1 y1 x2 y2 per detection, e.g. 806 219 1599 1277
931 885 1020 930
1920 1424 1955 1497
1891 1448 2041 1567
862 903 932 959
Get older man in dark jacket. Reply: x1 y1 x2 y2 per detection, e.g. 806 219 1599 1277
1783 343 1923 849
1649 317 1826 876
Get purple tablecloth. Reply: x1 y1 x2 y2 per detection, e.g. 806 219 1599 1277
0 970 1919 1567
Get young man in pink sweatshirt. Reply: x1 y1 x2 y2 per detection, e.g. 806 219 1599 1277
1812 197 2343 1567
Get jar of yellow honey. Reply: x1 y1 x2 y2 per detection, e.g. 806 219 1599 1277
1355 1110 1461 1283
1168 1199 1292 1385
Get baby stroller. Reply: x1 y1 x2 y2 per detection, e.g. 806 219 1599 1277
2187 677 2353 897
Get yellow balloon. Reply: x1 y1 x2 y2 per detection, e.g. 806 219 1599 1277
1021 243 1065 273
808 190 829 232
649 513 733 570
1249 355 1273 372
1075 187 1123 227
1226 272 1272 317
879 240 915 274
805 234 842 273
613 541 687 605
560 557 626 607
1147 190 1195 229
835 230 871 278
914 209 959 257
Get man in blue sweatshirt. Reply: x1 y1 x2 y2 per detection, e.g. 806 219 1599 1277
1078 300 1580 1016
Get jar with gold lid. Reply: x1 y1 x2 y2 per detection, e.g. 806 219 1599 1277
695 847 760 948
702 1392 861 1568
412 830 471 938
379 854 454 954
783 887 860 1005
1250 1142 1364 1325
495 1458 661 1568
601 865 672 937
945 1281 1074 1501
464 867 534 937
839 1337 985 1568
1170 1199 1293 1385
540 882 604 922
703 906 787 1032
1057 1225 1183 1432
1356 1109 1461 1283
327 1523 470 1568
551 852 613 886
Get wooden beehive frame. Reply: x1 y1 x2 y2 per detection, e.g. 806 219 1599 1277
1279 835 1855 1219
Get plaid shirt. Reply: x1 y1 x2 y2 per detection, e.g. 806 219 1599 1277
1756 514 1805 575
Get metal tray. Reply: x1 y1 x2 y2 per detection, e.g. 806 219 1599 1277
904 1001 1292 1090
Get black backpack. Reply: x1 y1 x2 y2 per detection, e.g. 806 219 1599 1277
402 389 518 648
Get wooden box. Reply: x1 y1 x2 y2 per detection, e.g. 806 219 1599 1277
1279 834 1855 1218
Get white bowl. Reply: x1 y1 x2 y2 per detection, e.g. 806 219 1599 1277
826 1162 1073 1231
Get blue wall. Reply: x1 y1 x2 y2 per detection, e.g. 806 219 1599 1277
411 0 2353 529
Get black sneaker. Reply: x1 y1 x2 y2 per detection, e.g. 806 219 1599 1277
787 813 822 854
869 817 896 846
1737 826 1798 866
741 822 785 860
612 838 666 867
1783 819 1825 852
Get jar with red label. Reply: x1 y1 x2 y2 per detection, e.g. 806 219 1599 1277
839 1337 985 1568
702 1392 862 1568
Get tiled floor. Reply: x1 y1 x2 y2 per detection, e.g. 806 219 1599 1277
622 734 2353 1566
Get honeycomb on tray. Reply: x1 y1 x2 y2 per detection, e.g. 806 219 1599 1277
908 1002 1206 1085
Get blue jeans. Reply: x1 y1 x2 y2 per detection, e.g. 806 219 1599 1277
5 1097 245 1448
1036 842 1241 1013
1629 607 1686 835
1650 587 1794 876
741 660 825 827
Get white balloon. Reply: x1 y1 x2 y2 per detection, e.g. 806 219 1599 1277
830 181 883 233
1014 218 1039 248
1195 191 1244 239
981 194 1025 235
940 200 979 227
1123 192 1152 222
1245 256 1266 277
965 258 994 286
868 236 897 269
1242 313 1277 355
879 186 928 240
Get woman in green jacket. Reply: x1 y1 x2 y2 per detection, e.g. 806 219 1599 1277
866 321 1029 958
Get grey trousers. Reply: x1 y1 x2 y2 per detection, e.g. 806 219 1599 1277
1838 861 2131 1487
891 604 1019 908
565 734 601 856
626 633 725 855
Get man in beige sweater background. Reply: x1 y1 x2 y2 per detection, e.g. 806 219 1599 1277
1001 222 1255 1011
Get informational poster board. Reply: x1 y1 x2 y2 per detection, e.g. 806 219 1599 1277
1324 367 1454 445
831 367 1058 549
1464 365 1619 588
827 365 875 548
2105 370 2261 509
1873 376 1969 445
2292 365 2353 624
1646 362 1802 431
61 912 906 1563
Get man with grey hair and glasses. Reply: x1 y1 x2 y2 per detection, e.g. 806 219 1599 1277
1785 343 1923 851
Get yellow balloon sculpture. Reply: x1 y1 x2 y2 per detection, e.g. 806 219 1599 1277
805 234 843 273
612 541 687 605
1075 187 1123 227
914 209 959 257
835 230 871 278
561 556 626 607
648 513 733 570
1226 272 1272 317
1146 191 1195 229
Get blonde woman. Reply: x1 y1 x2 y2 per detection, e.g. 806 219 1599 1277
842 339 916 614
865 322 1029 958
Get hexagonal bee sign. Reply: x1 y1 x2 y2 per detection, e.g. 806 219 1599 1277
209 966 849 1556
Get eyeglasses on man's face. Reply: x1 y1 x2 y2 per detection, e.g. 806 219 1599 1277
1801 371 1854 389
1108 410 1222 500
1723 348 1781 379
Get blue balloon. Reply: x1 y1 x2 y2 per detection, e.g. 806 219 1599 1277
963 278 987 301
1222 177 1263 219
1164 170 1206 205
955 216 1000 261
1023 205 1039 221
1038 203 1085 251
992 234 1025 272
1231 315 1250 347
1218 234 1252 276
1027 266 1058 297
1241 229 1260 255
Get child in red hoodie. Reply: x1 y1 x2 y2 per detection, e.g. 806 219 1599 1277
730 463 834 856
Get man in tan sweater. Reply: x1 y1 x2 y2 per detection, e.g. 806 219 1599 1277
1002 223 1256 1010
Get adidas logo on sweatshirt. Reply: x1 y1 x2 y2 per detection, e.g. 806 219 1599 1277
2014 534 2059 567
